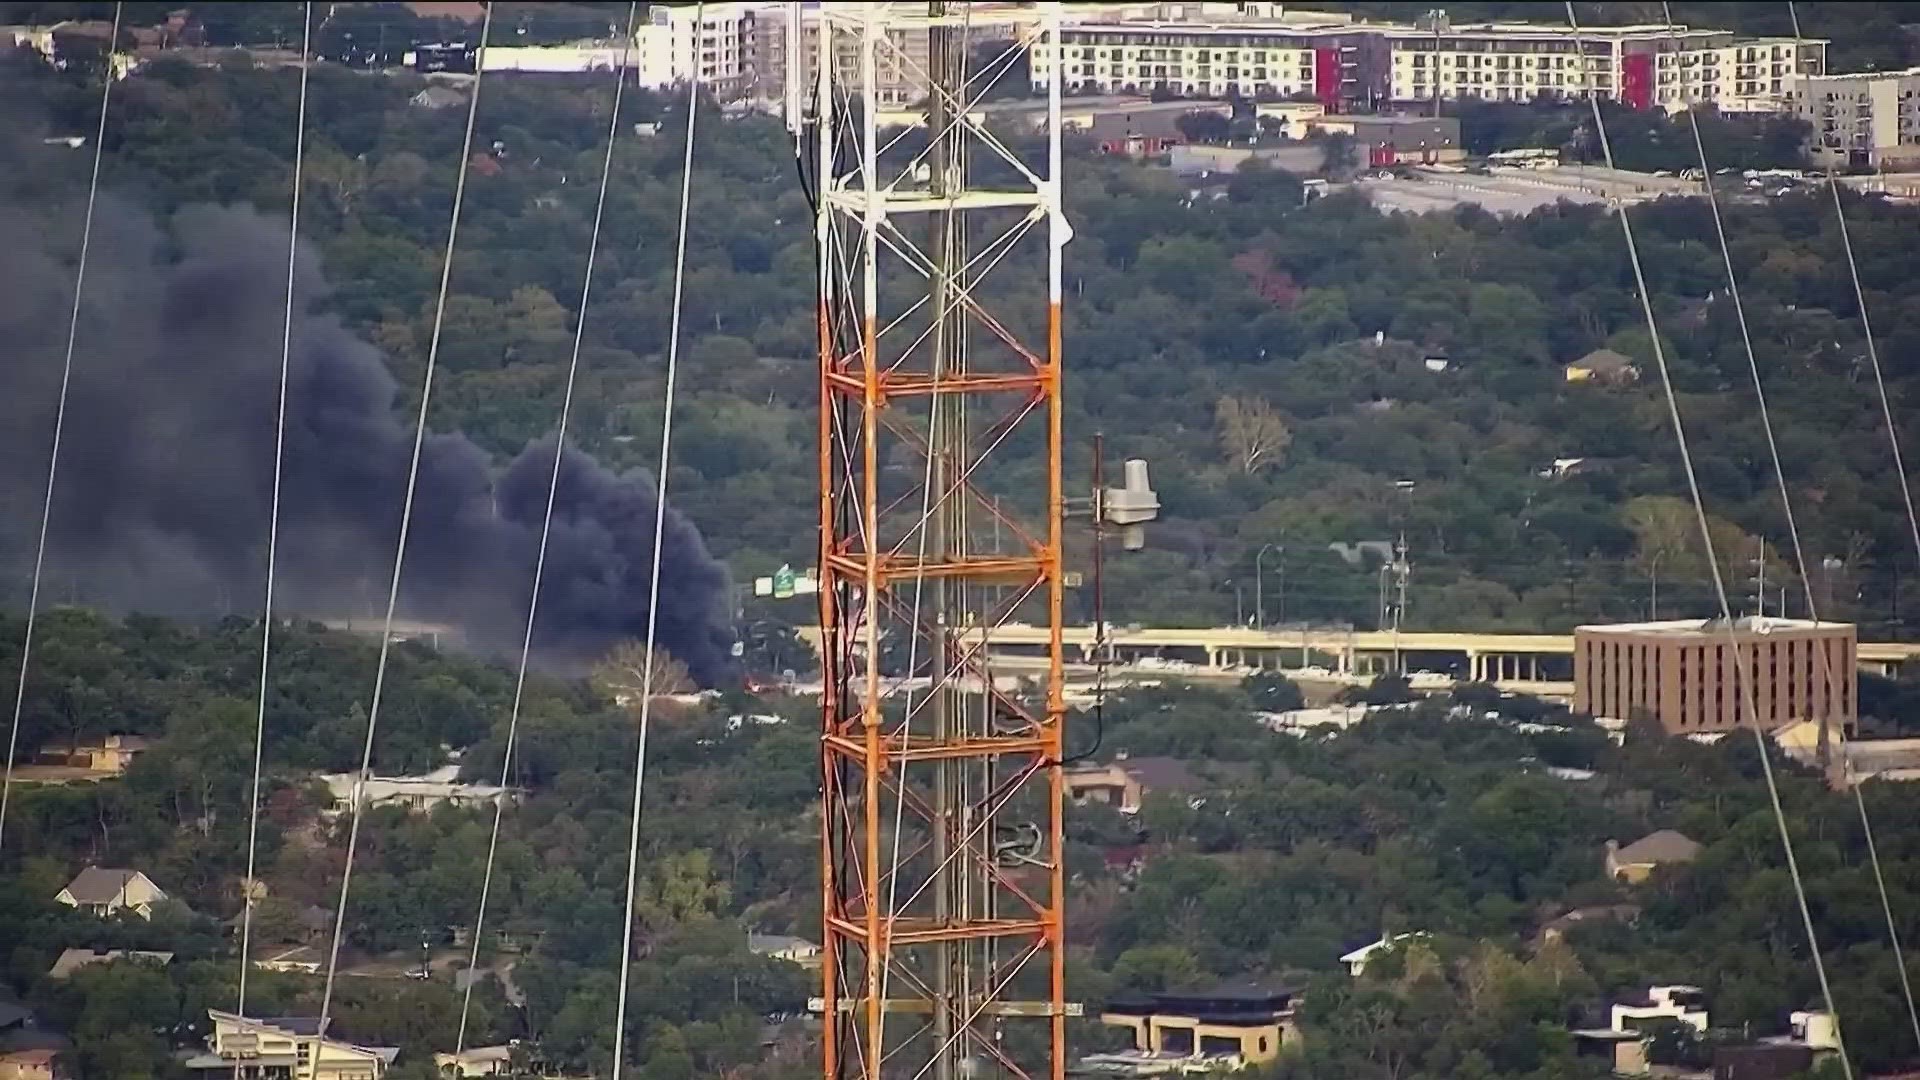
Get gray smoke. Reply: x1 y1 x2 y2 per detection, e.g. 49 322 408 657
0 198 736 684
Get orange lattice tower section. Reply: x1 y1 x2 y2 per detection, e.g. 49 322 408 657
801 5 1074 1080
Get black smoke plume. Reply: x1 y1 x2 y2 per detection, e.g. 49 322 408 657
0 199 736 684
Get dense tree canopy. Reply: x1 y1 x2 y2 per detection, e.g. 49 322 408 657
4 613 1920 1077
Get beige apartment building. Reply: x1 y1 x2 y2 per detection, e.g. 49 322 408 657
1386 23 1821 113
1792 66 1920 168
748 3 1024 110
1029 9 1823 115
1573 617 1856 736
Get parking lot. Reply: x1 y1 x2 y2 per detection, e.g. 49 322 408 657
1356 165 1706 216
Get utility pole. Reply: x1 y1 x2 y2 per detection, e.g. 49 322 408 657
1390 481 1414 671
1748 538 1767 618
1391 536 1410 672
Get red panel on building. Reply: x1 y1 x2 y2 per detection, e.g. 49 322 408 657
1621 53 1653 110
1314 47 1340 113
1369 142 1396 168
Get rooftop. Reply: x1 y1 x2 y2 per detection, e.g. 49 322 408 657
1611 830 1704 865
48 949 173 979
1339 931 1430 964
208 1012 329 1038
1103 985 1299 1021
748 933 819 955
1578 616 1850 637
60 866 162 905
1568 347 1637 372
1115 755 1202 791
1799 65 1920 83
1059 14 1816 45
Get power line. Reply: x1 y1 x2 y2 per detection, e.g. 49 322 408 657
453 1 643 1058
311 3 494 1068
235 0 313 1035
611 6 703 1074
0 0 125 855
1784 1 1920 1054
1567 6 1854 1078
1786 4 1920 584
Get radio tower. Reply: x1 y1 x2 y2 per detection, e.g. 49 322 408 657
799 4 1071 1080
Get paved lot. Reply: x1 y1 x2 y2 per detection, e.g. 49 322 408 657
1356 165 1705 216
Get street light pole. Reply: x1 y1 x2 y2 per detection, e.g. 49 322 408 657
1255 543 1283 628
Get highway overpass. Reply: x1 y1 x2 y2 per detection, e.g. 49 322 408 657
796 624 1920 698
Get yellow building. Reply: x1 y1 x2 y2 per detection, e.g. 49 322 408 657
1089 987 1298 1073
1564 348 1640 384
184 1011 397 1080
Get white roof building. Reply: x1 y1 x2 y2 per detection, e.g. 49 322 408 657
319 765 515 815
1339 932 1429 977
434 1044 514 1077
1612 985 1709 1034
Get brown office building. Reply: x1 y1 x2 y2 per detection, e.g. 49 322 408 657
1573 618 1856 735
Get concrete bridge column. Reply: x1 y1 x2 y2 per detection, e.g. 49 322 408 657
1206 646 1223 670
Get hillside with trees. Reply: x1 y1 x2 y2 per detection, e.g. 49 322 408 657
5 612 1920 1077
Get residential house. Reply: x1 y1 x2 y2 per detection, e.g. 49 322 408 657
1338 931 1430 977
1570 1029 1647 1076
47 949 172 980
1064 755 1201 815
408 85 466 110
34 734 149 775
432 1045 513 1077
1786 1009 1841 1052
0 1048 62 1080
0 993 65 1060
1774 721 1920 784
184 1011 398 1080
1570 985 1710 1076
1089 986 1299 1074
1564 348 1641 384
0 1003 30 1043
1101 844 1148 883
748 933 821 966
1605 831 1703 884
54 867 168 919
252 946 323 975
1612 985 1709 1034
1537 904 1640 946
319 765 514 816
